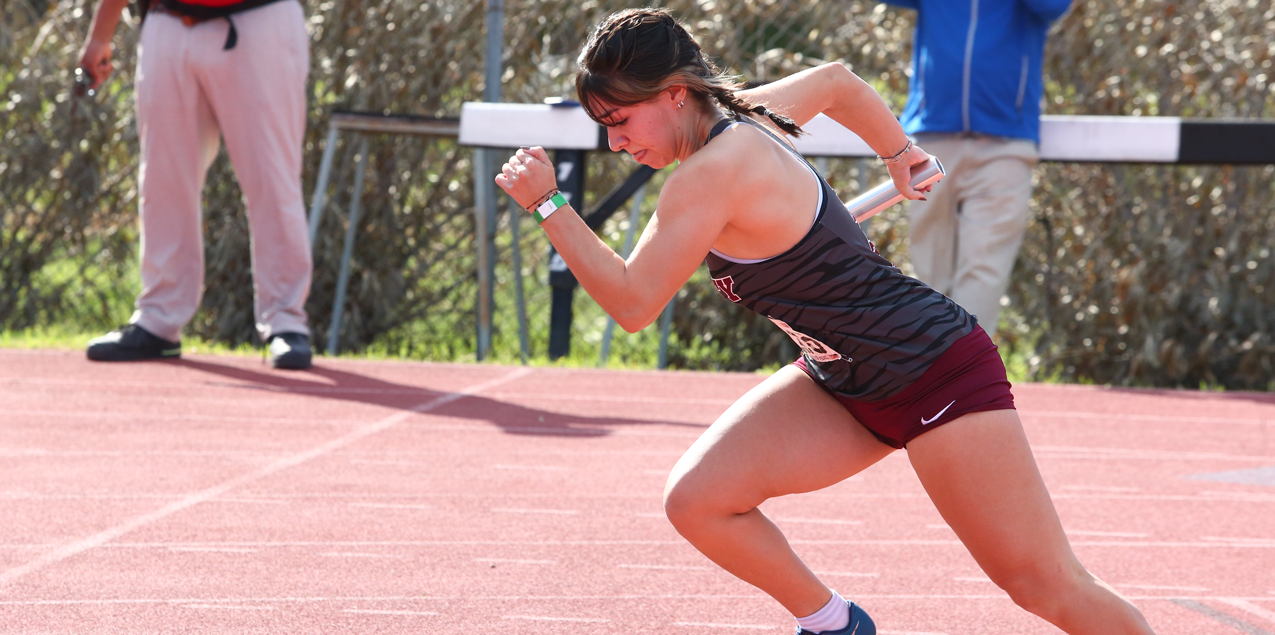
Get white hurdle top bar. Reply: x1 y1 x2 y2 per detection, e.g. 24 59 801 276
459 102 601 151
458 102 1275 164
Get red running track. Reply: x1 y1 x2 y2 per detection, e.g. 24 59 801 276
1 348 1273 634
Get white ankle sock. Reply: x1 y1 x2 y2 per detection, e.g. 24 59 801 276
795 590 850 633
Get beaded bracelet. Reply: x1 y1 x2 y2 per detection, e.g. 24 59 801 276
525 188 560 214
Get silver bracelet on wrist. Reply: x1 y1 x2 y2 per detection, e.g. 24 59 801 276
879 139 913 165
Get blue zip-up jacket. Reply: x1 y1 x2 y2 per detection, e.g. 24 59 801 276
883 0 1072 143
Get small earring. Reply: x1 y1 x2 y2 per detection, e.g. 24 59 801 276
678 101 684 109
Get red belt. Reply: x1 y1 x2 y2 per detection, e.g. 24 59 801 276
149 2 212 26
147 3 241 49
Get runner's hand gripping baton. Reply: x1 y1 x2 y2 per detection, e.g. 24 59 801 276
844 158 945 223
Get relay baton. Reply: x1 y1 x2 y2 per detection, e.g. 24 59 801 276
845 157 945 223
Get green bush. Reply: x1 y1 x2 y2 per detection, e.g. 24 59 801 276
2 0 1272 389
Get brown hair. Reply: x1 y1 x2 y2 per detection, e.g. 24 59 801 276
575 8 804 137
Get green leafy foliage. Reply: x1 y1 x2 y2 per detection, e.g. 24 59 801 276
2 0 1273 389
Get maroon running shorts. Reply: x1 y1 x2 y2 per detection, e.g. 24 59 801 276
793 325 1015 449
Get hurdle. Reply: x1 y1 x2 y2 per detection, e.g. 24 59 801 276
305 111 460 356
310 104 1275 362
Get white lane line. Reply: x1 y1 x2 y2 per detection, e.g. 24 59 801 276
879 631 949 635
0 449 281 459
955 576 994 583
182 604 274 610
352 449 684 457
783 538 1275 548
1023 410 1275 427
0 368 533 587
812 571 880 578
342 609 439 616
618 564 714 571
167 547 258 554
674 622 772 630
502 615 609 623
775 517 863 526
0 595 436 607
4 593 1275 607
1117 584 1210 591
210 498 289 505
1199 491 1275 502
492 464 572 471
1043 454 1275 464
105 540 683 549
319 552 401 559
350 460 431 467
926 524 952 530
1060 485 1142 493
1219 598 1275 624
70 537 1275 550
475 558 556 565
1052 492 1275 503
1067 530 1149 538
22 489 1264 502
1 491 659 502
348 503 435 510
3 376 444 397
0 493 195 502
18 379 1268 423
491 508 579 515
1171 599 1275 635
1034 445 1275 463
4 410 362 427
1201 536 1275 547
485 426 610 437
485 391 736 406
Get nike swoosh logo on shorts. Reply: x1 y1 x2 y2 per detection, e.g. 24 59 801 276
921 400 956 426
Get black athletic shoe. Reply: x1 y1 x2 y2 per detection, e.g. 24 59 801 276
86 324 182 362
795 600 876 635
268 332 312 370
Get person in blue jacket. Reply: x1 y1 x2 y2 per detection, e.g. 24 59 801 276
883 0 1072 337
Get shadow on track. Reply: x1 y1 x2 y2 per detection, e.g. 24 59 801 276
173 358 707 438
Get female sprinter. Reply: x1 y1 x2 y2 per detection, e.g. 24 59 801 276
495 9 1156 635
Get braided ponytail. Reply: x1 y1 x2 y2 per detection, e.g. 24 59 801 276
577 8 805 137
712 88 804 137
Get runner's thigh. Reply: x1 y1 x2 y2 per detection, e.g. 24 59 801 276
667 365 893 511
906 409 1082 586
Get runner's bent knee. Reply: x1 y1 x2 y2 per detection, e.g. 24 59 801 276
663 464 765 532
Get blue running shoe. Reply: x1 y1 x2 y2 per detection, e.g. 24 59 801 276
795 600 875 635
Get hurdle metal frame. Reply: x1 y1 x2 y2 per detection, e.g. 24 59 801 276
305 112 459 356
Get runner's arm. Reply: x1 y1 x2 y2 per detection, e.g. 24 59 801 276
497 147 733 332
739 63 930 199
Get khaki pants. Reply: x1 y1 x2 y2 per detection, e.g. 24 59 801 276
907 134 1039 337
131 0 311 342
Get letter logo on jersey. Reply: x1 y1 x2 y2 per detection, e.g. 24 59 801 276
712 276 742 303
768 317 844 363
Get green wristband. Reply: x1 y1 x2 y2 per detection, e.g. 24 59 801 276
533 192 569 224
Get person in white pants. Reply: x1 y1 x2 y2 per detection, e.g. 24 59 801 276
79 0 314 369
